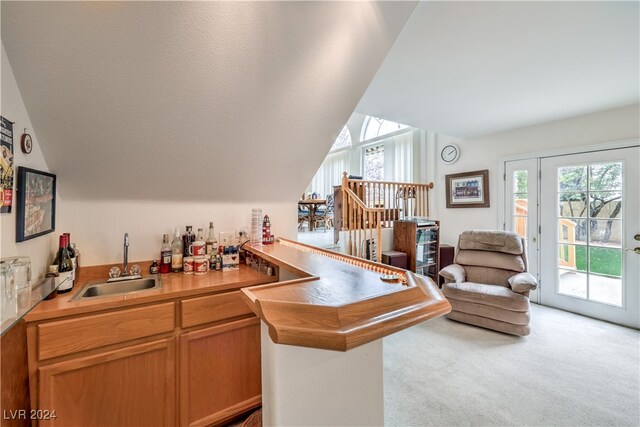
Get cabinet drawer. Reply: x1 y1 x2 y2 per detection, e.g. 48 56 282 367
181 291 253 328
38 302 175 361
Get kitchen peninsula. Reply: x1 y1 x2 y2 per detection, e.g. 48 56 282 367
21 238 450 427
243 239 451 426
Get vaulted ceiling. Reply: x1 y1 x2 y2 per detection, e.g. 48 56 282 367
1 1 417 202
357 1 640 139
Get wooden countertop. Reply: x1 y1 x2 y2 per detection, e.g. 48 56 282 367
24 263 277 322
242 238 451 351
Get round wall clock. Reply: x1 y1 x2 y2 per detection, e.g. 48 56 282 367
440 144 460 164
21 133 33 154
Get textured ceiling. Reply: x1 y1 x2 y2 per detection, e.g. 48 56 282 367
357 1 640 139
1 1 416 201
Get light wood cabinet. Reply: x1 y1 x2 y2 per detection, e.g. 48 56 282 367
38 338 175 427
179 317 261 427
27 290 262 427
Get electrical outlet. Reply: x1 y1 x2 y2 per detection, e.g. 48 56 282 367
219 232 236 246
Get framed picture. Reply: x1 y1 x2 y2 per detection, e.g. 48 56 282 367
1 116 14 214
445 169 490 208
16 167 56 242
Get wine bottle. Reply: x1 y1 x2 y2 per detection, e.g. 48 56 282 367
63 232 76 285
159 234 171 274
171 228 184 273
54 235 74 293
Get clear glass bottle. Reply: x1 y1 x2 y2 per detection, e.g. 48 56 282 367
159 234 171 274
206 222 218 256
171 228 184 272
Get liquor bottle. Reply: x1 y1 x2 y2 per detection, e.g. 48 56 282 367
71 243 80 275
53 235 74 293
193 228 206 256
159 234 171 274
206 222 218 256
150 260 160 274
171 228 184 272
63 232 77 285
182 226 195 257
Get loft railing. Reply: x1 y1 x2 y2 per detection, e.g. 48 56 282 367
341 173 434 262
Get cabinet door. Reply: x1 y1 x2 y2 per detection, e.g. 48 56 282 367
39 338 175 427
180 317 261 427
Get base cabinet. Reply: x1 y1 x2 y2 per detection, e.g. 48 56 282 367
180 317 261 427
38 338 175 427
27 290 263 427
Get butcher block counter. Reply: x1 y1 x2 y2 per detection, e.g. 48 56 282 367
243 238 451 351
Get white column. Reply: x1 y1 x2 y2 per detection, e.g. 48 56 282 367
260 322 384 427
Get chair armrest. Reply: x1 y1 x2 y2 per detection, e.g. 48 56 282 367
508 272 538 293
439 264 466 283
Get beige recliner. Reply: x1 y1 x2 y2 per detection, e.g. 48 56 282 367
439 230 538 336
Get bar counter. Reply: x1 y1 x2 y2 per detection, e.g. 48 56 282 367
243 238 451 351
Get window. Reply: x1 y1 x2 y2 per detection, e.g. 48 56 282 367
330 126 351 152
512 170 528 238
364 145 384 181
361 116 408 141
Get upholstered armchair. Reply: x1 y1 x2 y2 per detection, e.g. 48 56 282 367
439 230 538 336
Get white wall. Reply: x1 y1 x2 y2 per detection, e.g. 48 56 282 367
0 44 56 280
434 104 640 245
57 200 297 267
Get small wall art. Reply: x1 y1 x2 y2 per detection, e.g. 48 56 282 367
445 169 490 208
16 167 56 242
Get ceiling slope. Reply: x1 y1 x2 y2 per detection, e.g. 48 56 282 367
1 1 416 201
357 1 639 139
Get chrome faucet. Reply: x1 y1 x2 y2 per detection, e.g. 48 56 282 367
122 232 130 277
107 232 142 283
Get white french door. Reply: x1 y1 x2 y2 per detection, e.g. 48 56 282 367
505 159 540 303
540 147 639 328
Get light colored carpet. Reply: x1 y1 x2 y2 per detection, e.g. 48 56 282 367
384 303 640 426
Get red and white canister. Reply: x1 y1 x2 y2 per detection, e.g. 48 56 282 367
183 257 195 274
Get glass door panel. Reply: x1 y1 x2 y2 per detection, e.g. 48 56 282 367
540 147 639 328
505 159 539 302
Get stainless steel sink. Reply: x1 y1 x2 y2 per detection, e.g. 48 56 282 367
71 276 162 301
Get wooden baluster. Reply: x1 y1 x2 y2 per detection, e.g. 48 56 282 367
385 183 389 226
350 195 355 256
356 204 360 258
347 193 352 255
369 211 379 261
376 211 382 263
352 198 357 257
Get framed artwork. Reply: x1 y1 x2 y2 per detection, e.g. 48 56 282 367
16 167 56 242
1 116 14 214
445 169 490 208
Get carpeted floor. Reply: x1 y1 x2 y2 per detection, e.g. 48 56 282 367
384 303 640 426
